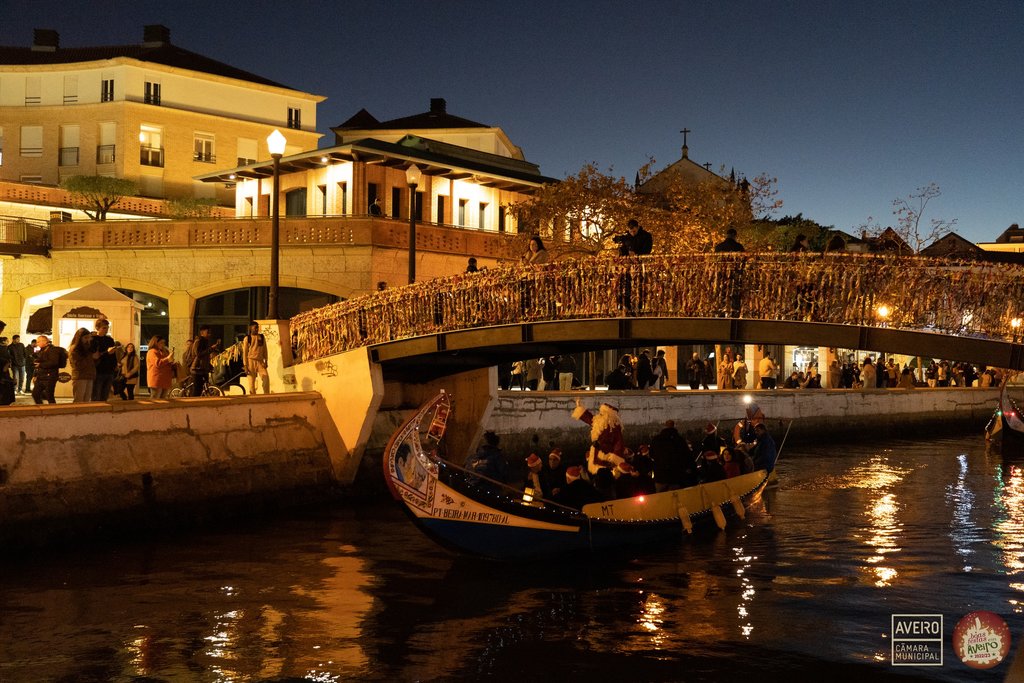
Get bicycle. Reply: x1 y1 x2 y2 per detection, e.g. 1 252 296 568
169 376 224 398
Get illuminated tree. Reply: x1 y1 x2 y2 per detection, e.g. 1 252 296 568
60 175 137 221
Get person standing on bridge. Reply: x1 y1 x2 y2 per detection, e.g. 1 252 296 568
714 228 745 252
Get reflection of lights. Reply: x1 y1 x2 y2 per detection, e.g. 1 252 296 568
734 545 756 638
947 453 978 569
638 593 666 646
993 466 1024 573
853 455 908 588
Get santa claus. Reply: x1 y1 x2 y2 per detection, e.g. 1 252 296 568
571 398 626 475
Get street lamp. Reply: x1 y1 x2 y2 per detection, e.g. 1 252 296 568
1012 317 1022 344
406 164 422 284
266 129 286 319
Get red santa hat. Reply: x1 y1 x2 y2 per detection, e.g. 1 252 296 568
704 422 717 434
616 461 635 476
600 402 619 413
548 448 562 460
526 453 542 469
638 444 650 455
566 466 582 483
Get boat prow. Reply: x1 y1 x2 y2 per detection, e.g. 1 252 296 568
383 391 772 560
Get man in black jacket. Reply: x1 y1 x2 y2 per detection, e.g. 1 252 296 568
32 335 62 404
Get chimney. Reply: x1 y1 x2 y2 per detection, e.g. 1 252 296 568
430 98 447 114
143 24 171 47
31 29 59 52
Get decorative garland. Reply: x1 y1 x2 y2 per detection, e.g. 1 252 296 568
290 253 1024 362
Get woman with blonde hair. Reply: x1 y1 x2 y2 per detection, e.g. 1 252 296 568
146 336 175 399
69 327 97 403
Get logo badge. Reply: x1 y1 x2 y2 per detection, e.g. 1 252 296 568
891 614 943 666
953 611 1011 670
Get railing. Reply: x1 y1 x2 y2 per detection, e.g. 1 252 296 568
0 216 50 251
59 147 79 166
193 151 216 163
140 146 164 167
96 145 115 164
290 253 1024 361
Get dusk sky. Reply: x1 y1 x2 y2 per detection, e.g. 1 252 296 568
4 0 1022 243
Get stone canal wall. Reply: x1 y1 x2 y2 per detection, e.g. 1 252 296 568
0 393 340 543
480 387 1001 460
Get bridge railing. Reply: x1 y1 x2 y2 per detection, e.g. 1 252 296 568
291 253 1024 362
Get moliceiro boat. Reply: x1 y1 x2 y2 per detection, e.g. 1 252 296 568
383 391 771 560
986 381 1024 450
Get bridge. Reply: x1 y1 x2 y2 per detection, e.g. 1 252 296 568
292 252 1024 380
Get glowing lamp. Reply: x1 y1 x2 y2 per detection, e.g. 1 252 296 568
1013 318 1022 329
266 129 287 156
877 305 891 319
405 163 423 186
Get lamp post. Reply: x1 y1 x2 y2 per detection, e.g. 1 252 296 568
406 164 422 284
266 129 286 319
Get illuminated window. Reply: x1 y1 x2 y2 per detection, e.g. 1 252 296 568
139 125 163 167
193 133 215 163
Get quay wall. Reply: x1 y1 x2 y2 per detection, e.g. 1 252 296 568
447 387 1000 462
0 393 339 543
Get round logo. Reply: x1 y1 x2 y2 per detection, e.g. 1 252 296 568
952 611 1011 669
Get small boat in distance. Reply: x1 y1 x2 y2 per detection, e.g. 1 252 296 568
985 380 1024 450
383 391 772 560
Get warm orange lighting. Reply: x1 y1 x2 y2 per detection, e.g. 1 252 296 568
1013 318 1022 329
877 304 891 319
637 495 646 503
266 129 286 156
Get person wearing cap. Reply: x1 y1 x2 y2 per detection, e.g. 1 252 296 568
524 453 545 496
555 466 602 510
544 449 566 498
571 398 626 475
699 448 727 482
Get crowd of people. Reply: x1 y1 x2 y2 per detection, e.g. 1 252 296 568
464 398 779 511
0 318 274 406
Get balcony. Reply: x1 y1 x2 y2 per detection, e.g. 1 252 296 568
140 146 164 168
97 145 116 165
0 215 50 256
59 147 80 167
193 151 216 164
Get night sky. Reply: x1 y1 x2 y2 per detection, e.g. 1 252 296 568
3 0 1022 243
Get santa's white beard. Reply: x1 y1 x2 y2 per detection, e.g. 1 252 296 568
590 409 621 442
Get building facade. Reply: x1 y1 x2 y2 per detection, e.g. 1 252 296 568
0 25 323 207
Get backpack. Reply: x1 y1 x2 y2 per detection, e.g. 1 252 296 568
57 346 69 369
182 339 198 371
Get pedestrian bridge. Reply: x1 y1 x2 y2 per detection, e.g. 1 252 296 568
291 252 1024 379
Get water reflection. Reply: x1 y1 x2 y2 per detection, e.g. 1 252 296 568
4 437 1024 682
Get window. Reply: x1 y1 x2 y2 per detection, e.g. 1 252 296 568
193 133 215 163
414 191 424 221
63 76 78 104
25 76 40 105
236 138 257 166
101 78 114 102
139 125 163 167
478 202 488 230
498 205 506 232
97 122 116 164
287 107 301 130
337 181 348 215
367 183 379 214
144 81 161 105
59 125 80 166
20 125 42 157
458 199 468 226
436 195 446 224
391 187 402 218
21 175 43 184
285 188 307 216
318 184 327 215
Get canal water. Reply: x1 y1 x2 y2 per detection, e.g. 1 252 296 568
1 434 1022 682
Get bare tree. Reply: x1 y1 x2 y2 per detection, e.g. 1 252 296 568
862 183 957 254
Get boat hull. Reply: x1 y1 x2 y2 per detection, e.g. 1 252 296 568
383 392 769 559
